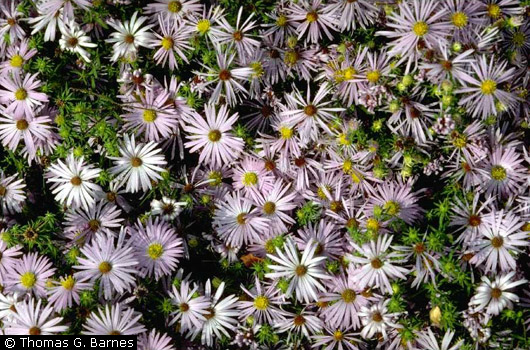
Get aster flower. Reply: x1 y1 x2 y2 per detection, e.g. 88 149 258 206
144 0 203 23
121 88 179 142
199 280 239 347
0 39 37 75
0 2 25 43
0 291 19 322
263 3 297 46
62 200 123 244
469 209 528 272
150 196 187 221
328 0 377 32
365 179 423 225
131 218 184 280
151 15 193 70
5 252 55 298
106 12 154 62
82 303 146 335
450 195 494 246
108 134 167 193
281 82 345 144
232 155 275 200
456 55 518 119
28 6 64 42
253 181 298 235
320 273 369 329
213 191 270 247
420 44 476 84
139 329 175 350
195 49 252 106
288 0 338 44
377 0 451 63
59 19 97 62
47 275 92 312
266 239 331 303
4 298 67 335
217 7 260 59
479 146 526 198
168 280 210 333
0 112 52 159
0 170 26 214
283 45 320 81
311 326 363 350
443 0 486 44
74 231 138 300
0 72 48 118
0 241 22 282
348 234 409 294
46 153 102 211
183 104 244 167
294 220 344 260
275 310 323 338
238 278 287 324
415 328 464 350
359 299 402 340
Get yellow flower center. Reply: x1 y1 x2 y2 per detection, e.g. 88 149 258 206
486 4 501 19
341 289 356 303
333 330 344 341
490 165 506 181
161 37 174 50
168 1 182 13
242 172 258 186
236 213 247 225
276 14 288 27
317 185 331 199
366 70 380 84
339 133 352 146
61 276 76 290
480 79 497 95
451 12 468 28
344 67 357 80
131 157 143 167
15 88 27 100
143 109 157 123
208 171 223 186
98 261 112 274
20 272 37 288
412 21 429 37
147 242 164 260
208 130 222 142
384 200 400 216
10 54 24 68
263 201 276 215
16 119 29 130
197 19 211 34
250 61 264 78
330 200 343 213
351 170 364 183
284 50 299 66
452 134 467 148
265 239 275 254
512 32 526 47
280 126 294 139
306 11 318 23
254 295 269 310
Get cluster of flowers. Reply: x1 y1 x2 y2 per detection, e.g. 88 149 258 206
0 0 529 349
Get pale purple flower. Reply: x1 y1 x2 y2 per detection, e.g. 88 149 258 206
0 112 52 160
348 234 409 294
0 170 26 214
5 252 56 298
0 72 48 118
82 303 146 335
106 12 154 62
108 134 167 193
131 218 184 280
144 0 203 23
288 0 338 44
138 329 175 350
183 104 244 167
168 280 210 333
46 153 102 211
238 277 287 324
217 7 260 58
0 240 22 283
47 275 92 312
0 39 37 74
479 146 526 198
4 298 67 335
359 299 402 340
151 15 193 70
266 239 331 303
74 231 138 300
415 328 464 350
